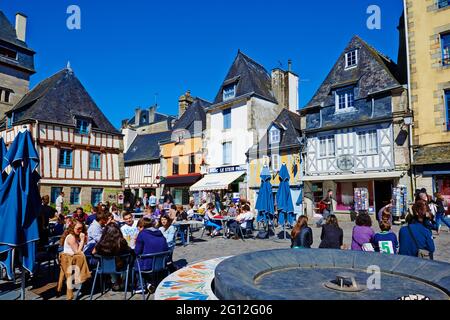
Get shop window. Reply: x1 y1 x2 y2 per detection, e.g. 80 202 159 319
335 181 374 212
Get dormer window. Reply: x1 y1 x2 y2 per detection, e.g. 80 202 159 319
223 83 236 101
269 127 280 144
0 88 13 104
76 119 90 135
335 87 355 112
345 50 358 69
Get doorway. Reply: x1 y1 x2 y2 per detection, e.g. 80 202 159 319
374 180 393 214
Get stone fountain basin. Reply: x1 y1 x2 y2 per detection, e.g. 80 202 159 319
214 249 450 300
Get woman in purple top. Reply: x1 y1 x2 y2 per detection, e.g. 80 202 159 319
351 213 375 251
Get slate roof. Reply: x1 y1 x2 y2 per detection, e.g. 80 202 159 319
124 131 172 163
248 108 301 156
212 50 277 105
0 11 31 50
414 144 450 165
7 68 120 134
305 36 402 109
126 110 176 128
171 98 211 135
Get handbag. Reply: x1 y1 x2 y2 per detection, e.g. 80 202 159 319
407 225 431 259
352 235 374 252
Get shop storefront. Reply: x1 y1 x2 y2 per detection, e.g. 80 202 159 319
302 171 408 216
189 166 247 206
160 174 203 205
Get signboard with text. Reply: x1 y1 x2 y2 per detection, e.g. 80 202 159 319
208 165 246 174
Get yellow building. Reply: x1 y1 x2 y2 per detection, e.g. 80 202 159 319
404 0 450 199
160 96 211 205
247 109 303 213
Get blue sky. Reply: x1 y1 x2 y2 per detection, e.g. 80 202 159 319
2 0 404 128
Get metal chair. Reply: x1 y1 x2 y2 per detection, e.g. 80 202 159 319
237 219 255 241
35 236 62 279
132 251 171 300
174 224 187 246
0 248 15 281
89 253 133 300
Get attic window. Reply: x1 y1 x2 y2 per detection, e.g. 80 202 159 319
0 46 17 60
269 127 280 144
223 83 236 101
76 119 90 135
0 88 13 104
335 87 355 112
345 50 358 69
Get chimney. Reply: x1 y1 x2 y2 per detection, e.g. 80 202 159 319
148 105 156 123
271 60 299 112
134 108 141 126
271 68 287 108
15 13 27 42
178 90 194 117
286 60 299 113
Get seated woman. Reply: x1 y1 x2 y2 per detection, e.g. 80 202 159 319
319 215 343 249
159 215 176 248
291 216 313 249
60 219 87 255
175 205 188 221
226 204 254 239
92 223 133 291
204 203 223 237
227 202 238 217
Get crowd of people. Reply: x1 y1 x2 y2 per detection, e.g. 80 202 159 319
31 186 448 299
290 188 448 260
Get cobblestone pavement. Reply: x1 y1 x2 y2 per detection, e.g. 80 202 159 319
1 221 448 300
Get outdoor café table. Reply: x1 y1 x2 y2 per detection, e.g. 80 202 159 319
212 216 236 238
172 220 203 245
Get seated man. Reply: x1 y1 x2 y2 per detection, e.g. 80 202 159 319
227 204 254 240
84 211 112 256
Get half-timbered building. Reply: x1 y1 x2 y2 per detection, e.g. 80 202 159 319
0 67 124 210
300 36 410 217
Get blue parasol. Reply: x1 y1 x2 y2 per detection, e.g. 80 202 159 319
0 130 41 299
276 164 295 239
255 166 275 237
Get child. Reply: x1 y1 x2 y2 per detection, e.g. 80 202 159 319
372 219 398 254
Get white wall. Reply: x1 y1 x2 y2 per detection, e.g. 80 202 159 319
206 100 253 167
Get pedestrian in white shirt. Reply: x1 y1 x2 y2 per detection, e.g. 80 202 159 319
55 192 65 216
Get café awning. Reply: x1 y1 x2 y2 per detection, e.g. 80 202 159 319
160 174 202 187
190 171 245 192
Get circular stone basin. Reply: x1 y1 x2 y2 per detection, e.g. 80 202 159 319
214 249 450 300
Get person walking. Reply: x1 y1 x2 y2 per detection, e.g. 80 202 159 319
55 191 65 216
149 192 158 211
399 200 435 259
434 193 450 234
